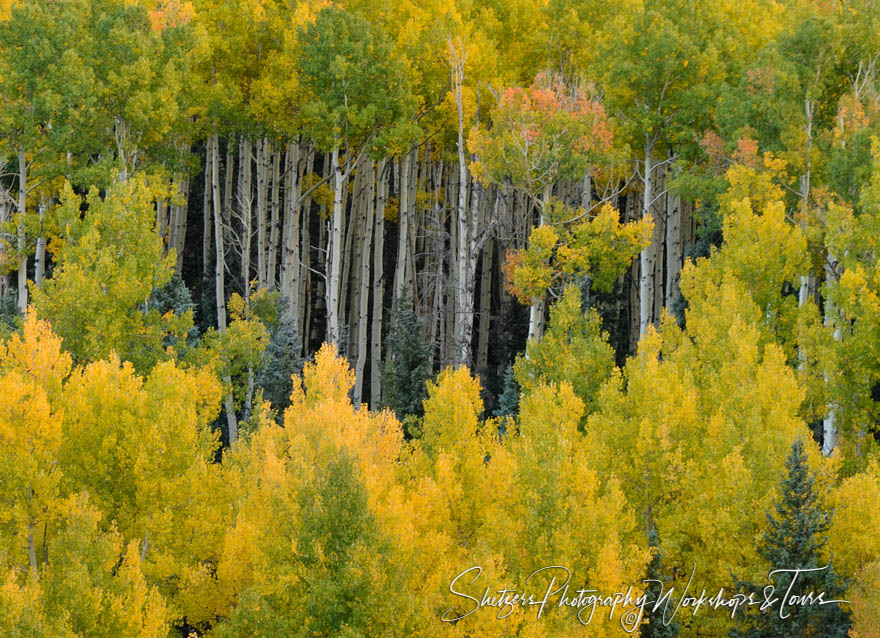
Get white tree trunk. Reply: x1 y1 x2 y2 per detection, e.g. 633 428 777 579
665 160 682 309
527 183 553 344
267 150 281 289
476 235 494 370
16 146 28 313
354 160 375 406
370 159 387 408
209 134 238 444
639 138 656 337
33 202 46 288
325 147 345 347
239 137 253 298
280 142 302 325
394 149 413 300
822 254 842 456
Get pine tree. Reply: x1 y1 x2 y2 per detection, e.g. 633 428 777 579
730 439 851 638
381 292 432 421
641 528 680 638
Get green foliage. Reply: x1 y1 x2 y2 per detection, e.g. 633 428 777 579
32 179 192 372
255 308 304 418
381 294 432 420
295 6 417 154
730 440 851 638
515 284 615 418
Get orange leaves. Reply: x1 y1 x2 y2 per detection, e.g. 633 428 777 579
470 72 613 194
146 0 195 32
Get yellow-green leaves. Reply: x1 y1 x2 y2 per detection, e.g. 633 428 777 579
33 179 189 372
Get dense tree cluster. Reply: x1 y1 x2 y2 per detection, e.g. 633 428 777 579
1 0 880 635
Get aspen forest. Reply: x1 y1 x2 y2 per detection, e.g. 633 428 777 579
2 0 880 635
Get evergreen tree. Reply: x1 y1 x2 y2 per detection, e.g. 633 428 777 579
641 528 680 638
255 312 303 418
730 439 851 638
381 292 432 421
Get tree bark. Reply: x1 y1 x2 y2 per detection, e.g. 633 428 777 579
665 159 682 309
394 149 413 300
354 159 375 406
370 159 387 408
267 149 281 289
326 146 346 347
639 137 656 337
527 182 553 344
476 236 494 370
210 134 238 444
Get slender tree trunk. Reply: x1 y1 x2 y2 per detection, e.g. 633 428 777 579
33 202 46 288
341 159 360 351
210 134 238 444
370 159 387 408
281 142 302 323
240 138 253 298
266 150 281 289
639 138 656 337
394 149 413 300
299 150 315 354
224 141 234 231
822 254 842 456
0 196 8 298
527 183 553 344
174 177 189 276
354 160 375 406
202 145 212 279
652 162 665 324
665 159 682 309
212 135 227 330
326 146 345 347
17 146 28 313
256 138 270 289
476 236 494 370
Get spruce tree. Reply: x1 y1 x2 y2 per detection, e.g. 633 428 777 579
641 528 680 638
730 439 851 638
381 292 432 421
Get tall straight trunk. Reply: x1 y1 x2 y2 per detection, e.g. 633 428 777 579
341 159 361 348
157 200 168 254
174 178 189 276
665 159 682 309
527 183 553 344
639 137 656 337
256 138 270 289
394 149 413 300
267 150 281 289
16 146 28 313
239 138 253 298
370 159 387 408
281 142 302 322
476 235 494 370
224 141 234 229
799 97 815 308
210 134 238 444
354 160 375 406
299 150 315 353
211 135 227 330
452 79 474 366
0 198 8 298
822 254 842 456
652 163 665 323
326 146 345 347
202 145 211 279
33 202 46 288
